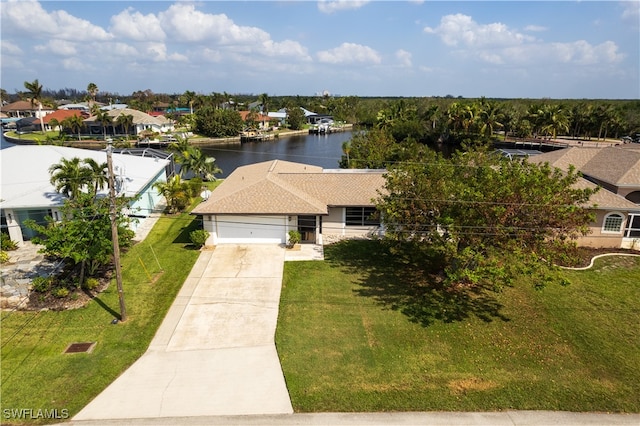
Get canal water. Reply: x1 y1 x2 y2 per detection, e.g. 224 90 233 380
200 131 354 178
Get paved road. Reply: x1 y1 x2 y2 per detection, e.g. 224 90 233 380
73 245 293 420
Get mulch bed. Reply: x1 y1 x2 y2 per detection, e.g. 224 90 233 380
24 269 112 311
557 247 639 268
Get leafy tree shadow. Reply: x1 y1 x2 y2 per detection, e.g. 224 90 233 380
326 240 510 327
172 215 201 247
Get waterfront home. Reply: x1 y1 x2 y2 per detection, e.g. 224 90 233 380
191 160 385 245
0 100 54 119
83 107 174 137
529 145 640 248
0 144 170 244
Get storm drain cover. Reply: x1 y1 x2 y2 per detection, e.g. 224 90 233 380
64 342 96 354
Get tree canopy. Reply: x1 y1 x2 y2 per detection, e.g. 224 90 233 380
376 148 597 290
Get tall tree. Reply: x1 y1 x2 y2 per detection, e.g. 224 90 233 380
377 149 597 290
87 82 99 108
61 114 85 141
154 175 191 213
94 108 113 139
23 79 46 133
116 112 134 137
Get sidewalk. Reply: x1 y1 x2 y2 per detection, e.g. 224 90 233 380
65 410 640 425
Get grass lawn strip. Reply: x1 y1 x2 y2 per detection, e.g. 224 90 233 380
276 240 640 413
0 182 220 424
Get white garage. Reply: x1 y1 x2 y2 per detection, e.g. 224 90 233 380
206 215 287 244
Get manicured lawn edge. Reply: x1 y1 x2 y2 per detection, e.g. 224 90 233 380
276 240 640 413
0 186 218 424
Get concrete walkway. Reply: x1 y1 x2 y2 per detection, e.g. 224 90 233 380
74 245 293 420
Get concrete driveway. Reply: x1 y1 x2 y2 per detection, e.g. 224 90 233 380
74 245 293 420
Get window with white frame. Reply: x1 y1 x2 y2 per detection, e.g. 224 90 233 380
602 212 624 233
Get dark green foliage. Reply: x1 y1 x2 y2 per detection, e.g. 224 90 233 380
1 234 18 251
286 106 306 130
31 276 53 293
377 148 597 291
189 229 209 248
193 106 243 137
287 230 301 247
25 193 134 284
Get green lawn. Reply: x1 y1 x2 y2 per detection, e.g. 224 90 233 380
0 186 219 424
276 240 640 413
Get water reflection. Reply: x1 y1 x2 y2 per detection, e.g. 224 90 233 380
200 131 353 177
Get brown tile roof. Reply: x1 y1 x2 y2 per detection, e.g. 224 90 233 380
191 160 386 215
0 100 37 112
530 146 640 187
575 178 639 210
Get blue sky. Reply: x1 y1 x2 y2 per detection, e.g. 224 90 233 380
1 1 639 99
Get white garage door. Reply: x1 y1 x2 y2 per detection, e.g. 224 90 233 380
213 215 287 244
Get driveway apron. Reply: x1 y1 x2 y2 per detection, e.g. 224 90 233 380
74 245 293 420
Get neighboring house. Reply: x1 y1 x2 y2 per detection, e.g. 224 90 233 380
0 143 170 244
191 160 386 245
268 107 317 124
84 107 174 137
238 111 272 130
0 100 54 118
530 145 640 249
41 110 87 132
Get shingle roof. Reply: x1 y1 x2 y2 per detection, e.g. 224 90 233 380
530 146 640 187
575 178 639 210
191 160 386 215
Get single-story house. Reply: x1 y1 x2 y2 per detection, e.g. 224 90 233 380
0 100 54 118
529 145 640 249
191 160 386 245
0 143 170 244
238 111 273 130
84 107 174 137
41 110 88 132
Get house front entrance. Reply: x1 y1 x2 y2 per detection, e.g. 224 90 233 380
297 215 317 243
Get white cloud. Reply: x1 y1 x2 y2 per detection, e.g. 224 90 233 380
424 14 535 48
1 0 111 41
62 57 93 72
426 13 625 67
396 49 412 67
34 40 77 56
317 0 370 14
262 40 311 60
524 25 547 32
317 42 382 64
621 1 640 20
110 8 166 41
1 40 23 55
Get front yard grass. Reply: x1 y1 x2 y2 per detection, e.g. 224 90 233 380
276 240 640 413
0 185 219 424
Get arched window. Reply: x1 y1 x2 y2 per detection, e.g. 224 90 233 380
602 212 625 233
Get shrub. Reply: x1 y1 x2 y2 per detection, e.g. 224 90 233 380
188 178 203 198
82 278 100 291
32 276 53 293
287 230 301 248
0 251 9 264
1 234 18 251
189 229 209 248
52 287 69 298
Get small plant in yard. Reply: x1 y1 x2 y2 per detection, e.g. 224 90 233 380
82 277 100 291
287 230 301 248
31 276 53 292
1 234 18 251
189 229 209 248
52 287 69 298
0 251 9 264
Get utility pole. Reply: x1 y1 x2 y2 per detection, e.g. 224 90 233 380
106 139 127 322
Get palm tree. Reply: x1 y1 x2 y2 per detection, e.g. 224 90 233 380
82 158 108 201
61 115 85 141
87 82 98 109
116 113 134 137
153 175 191 213
23 79 46 133
342 141 352 168
182 90 196 114
540 104 569 140
185 148 222 181
49 157 93 200
478 102 504 138
94 108 113 139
